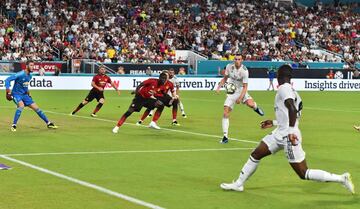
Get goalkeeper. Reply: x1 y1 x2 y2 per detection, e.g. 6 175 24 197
5 61 58 132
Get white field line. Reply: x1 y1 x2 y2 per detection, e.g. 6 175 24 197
3 147 254 157
0 155 165 209
2 104 360 115
44 110 259 144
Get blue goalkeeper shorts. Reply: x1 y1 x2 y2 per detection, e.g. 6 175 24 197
13 94 34 106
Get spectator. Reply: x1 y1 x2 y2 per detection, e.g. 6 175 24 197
117 66 125 74
178 67 186 75
38 67 45 76
145 66 152 76
326 70 334 79
54 66 61 76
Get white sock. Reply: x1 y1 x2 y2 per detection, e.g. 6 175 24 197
305 169 344 183
149 110 154 115
252 102 258 110
222 117 229 138
179 101 185 113
236 156 260 185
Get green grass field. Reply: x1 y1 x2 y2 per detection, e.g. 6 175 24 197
0 90 359 209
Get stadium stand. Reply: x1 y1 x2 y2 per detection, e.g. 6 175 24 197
0 0 359 64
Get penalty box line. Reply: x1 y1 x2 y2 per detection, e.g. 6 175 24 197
0 154 165 209
44 110 259 145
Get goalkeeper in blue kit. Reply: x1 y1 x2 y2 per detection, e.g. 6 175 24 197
5 61 58 132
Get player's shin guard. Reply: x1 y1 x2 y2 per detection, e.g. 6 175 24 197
93 103 103 114
152 107 164 123
73 103 85 114
305 169 343 182
13 107 24 125
35 109 49 123
222 117 229 138
117 111 133 127
236 156 260 186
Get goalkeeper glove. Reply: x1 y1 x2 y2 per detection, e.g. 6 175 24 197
6 89 13 101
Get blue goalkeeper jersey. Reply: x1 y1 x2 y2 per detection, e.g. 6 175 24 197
5 71 32 95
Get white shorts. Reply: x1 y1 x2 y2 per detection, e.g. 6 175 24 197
224 91 252 110
262 131 306 163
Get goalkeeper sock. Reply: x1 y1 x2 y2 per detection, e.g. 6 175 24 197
35 109 49 124
93 103 103 114
13 107 24 125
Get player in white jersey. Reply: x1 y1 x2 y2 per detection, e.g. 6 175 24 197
220 65 355 194
216 55 264 144
168 68 187 119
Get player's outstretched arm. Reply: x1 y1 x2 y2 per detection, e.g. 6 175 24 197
216 76 228 93
111 82 120 95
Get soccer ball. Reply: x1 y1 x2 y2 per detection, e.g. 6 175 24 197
225 83 237 94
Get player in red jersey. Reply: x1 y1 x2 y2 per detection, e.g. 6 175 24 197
71 67 120 117
112 72 169 133
136 71 179 128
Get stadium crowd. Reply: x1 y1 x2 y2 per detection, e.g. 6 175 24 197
0 0 359 64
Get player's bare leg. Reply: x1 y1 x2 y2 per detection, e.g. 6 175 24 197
244 99 264 116
113 108 135 133
221 141 271 191
220 106 232 143
137 108 152 125
290 160 355 194
91 99 104 117
28 103 57 129
72 100 89 115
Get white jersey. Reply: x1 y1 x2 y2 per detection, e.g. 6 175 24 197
169 75 180 88
273 83 302 140
167 75 179 96
225 63 249 91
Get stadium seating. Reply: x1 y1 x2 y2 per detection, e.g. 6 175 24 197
0 0 359 64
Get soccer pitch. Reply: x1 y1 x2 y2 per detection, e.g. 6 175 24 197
0 90 359 209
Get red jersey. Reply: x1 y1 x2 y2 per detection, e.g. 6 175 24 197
155 80 174 96
138 78 165 98
92 74 112 90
